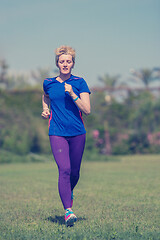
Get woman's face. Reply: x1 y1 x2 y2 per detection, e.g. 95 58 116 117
58 54 74 75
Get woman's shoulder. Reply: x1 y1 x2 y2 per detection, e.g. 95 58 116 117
71 75 85 82
43 77 55 82
43 77 56 85
71 75 90 92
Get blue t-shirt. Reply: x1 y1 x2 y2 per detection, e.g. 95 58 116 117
43 74 91 136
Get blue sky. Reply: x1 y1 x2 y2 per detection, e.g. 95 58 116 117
0 0 160 86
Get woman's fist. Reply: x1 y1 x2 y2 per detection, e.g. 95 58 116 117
64 83 73 95
41 109 50 119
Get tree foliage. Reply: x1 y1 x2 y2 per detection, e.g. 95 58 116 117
1 65 160 157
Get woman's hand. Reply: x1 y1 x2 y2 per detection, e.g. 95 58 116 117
64 83 74 96
41 108 50 119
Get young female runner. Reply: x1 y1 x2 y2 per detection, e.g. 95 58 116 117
41 45 91 226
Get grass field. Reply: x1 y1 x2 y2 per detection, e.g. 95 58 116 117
0 155 160 240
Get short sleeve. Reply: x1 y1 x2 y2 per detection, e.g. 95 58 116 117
43 79 49 95
79 78 91 94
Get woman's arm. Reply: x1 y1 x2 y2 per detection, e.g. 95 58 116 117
65 83 91 115
41 93 50 119
73 92 91 115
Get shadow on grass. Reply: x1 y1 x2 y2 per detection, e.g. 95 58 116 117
46 215 87 225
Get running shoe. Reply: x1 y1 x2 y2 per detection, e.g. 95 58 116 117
64 209 77 227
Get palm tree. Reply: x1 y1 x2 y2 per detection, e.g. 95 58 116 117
98 73 120 89
129 68 156 89
97 74 120 155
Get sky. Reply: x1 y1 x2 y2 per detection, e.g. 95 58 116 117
0 0 160 86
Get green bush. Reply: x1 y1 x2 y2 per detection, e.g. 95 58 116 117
0 150 52 164
127 132 150 154
112 141 130 155
83 149 121 162
1 89 160 159
2 126 31 154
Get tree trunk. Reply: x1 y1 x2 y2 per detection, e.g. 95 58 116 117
104 130 112 155
103 121 112 155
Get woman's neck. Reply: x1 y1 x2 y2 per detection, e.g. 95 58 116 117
58 73 71 82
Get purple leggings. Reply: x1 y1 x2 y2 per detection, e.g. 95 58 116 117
49 134 86 209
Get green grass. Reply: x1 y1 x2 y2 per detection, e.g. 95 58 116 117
0 155 160 240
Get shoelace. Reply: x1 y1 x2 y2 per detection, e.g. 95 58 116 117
65 209 74 217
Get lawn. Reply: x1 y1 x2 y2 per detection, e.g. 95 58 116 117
0 155 160 240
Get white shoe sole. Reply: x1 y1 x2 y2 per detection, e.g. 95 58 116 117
65 214 77 227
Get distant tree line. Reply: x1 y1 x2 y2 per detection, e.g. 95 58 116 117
1 58 160 156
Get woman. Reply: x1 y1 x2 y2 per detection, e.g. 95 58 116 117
41 45 91 226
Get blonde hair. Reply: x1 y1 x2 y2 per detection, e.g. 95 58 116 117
55 45 76 67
